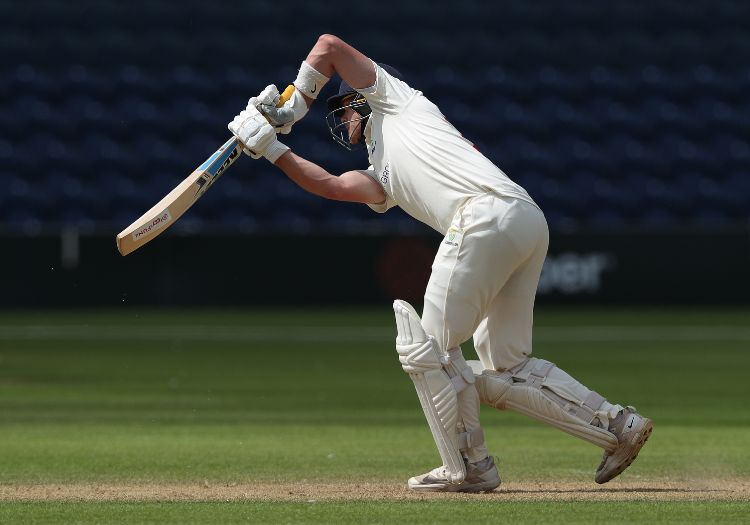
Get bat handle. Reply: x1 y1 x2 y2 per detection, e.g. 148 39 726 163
277 84 296 107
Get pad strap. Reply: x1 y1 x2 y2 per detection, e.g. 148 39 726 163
447 348 476 393
527 359 555 387
447 347 486 458
518 358 608 424
584 391 606 411
458 427 485 451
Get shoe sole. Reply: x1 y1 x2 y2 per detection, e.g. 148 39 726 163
408 478 501 493
596 418 654 484
455 480 500 494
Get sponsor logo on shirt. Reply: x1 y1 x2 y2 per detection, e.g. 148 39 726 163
380 162 390 185
444 227 460 247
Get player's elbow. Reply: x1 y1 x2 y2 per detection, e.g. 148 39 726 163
315 34 344 57
323 179 348 202
324 177 368 203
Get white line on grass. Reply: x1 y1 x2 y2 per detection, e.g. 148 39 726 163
0 325 749 342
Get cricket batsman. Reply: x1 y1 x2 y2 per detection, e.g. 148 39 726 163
227 34 653 493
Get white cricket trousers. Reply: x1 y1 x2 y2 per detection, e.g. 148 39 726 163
420 193 548 463
422 193 549 371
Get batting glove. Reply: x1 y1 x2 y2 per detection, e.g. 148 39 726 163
258 86 308 135
228 104 289 163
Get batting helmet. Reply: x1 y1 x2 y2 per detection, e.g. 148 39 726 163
325 63 405 150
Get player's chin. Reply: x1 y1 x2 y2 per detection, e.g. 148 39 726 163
351 126 365 145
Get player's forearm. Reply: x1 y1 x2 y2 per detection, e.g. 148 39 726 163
304 35 341 79
273 151 342 200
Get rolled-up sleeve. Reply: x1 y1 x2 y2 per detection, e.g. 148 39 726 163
362 168 397 213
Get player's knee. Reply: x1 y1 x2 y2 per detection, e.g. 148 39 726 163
475 340 530 372
422 309 478 355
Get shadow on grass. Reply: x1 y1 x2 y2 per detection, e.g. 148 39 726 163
496 487 727 494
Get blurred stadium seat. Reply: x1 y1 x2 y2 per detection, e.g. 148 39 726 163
1 0 748 232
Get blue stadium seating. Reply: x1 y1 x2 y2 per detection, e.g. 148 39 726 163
1 0 748 232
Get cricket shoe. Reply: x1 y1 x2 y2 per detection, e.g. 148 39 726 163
595 406 653 484
407 456 500 493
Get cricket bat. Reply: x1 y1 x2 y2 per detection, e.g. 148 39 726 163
116 85 294 256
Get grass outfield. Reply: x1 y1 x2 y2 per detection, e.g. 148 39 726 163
0 307 748 523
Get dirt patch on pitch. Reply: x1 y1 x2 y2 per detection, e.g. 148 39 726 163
1 479 748 502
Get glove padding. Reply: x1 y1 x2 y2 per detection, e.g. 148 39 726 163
255 85 309 135
227 103 289 162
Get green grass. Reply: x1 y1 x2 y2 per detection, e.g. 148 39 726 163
0 307 748 523
2 501 750 525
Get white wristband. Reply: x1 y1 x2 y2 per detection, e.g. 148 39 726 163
293 61 330 99
264 139 290 164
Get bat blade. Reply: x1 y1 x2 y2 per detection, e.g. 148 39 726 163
116 137 242 256
116 84 296 256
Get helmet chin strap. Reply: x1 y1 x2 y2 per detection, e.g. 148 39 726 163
351 116 369 145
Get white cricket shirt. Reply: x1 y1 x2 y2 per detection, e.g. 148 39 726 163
356 62 538 234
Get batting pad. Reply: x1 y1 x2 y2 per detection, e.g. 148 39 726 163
469 358 620 452
394 300 466 483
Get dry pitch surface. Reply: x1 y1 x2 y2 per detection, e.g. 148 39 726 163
2 479 748 503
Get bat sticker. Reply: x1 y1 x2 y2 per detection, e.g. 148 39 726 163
132 211 172 241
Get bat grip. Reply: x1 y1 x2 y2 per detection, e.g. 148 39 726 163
277 84 295 107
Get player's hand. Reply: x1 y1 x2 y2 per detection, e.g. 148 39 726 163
248 84 280 110
256 85 309 135
228 104 289 162
228 105 272 158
